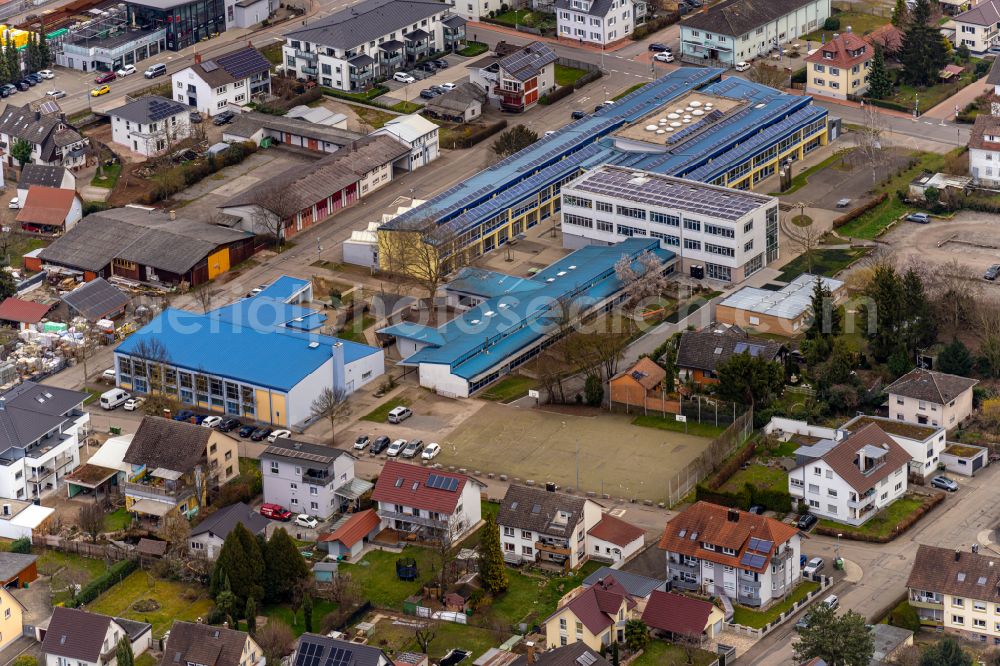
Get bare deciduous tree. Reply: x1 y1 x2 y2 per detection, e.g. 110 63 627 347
379 220 469 300
976 305 1000 377
249 187 301 252
854 105 887 187
746 62 788 88
614 249 670 307
255 621 295 666
309 387 351 445
129 337 171 395
414 627 436 654
193 286 217 314
78 502 104 543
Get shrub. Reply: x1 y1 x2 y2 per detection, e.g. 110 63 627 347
791 68 807 84
71 558 139 607
630 12 680 40
888 601 921 632
573 69 602 90
144 141 257 204
441 119 508 149
83 201 111 215
823 16 840 30
539 85 573 105
977 60 991 77
832 193 889 229
704 439 758 490
9 537 30 554
864 97 910 113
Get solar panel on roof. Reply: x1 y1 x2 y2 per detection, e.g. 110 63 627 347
201 60 219 72
324 647 353 666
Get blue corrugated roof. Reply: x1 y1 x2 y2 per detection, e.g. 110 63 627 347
116 307 378 392
255 276 311 302
209 298 327 331
380 239 675 381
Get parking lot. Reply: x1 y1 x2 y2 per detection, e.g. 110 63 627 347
379 53 469 103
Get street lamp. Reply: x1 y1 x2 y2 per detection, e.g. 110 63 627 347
836 533 842 564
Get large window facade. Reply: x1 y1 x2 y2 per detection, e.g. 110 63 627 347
117 354 258 417
129 0 225 51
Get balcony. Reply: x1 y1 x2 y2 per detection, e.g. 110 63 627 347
125 480 191 504
27 467 54 483
301 473 332 487
380 508 448 530
294 49 317 62
847 489 876 508
535 540 572 556
301 66 318 76
350 69 373 83
669 558 700 573
909 591 943 608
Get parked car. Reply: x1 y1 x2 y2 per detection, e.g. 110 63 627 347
15 81 29 91
7 197 19 209
294 514 319 529
201 416 223 428
931 475 959 491
431 85 448 94
100 388 129 410
370 435 391 454
648 42 671 52
245 284 267 298
438 82 457 91
268 429 292 442
46 89 66 99
571 110 587 120
795 615 812 631
173 409 196 421
416 62 435 72
985 264 1000 281
748 504 765 515
250 426 273 441
123 397 145 411
653 52 674 63
836 197 852 208
91 84 110 97
94 71 116 84
387 406 412 423
422 442 441 460
684 0 703 7
1 84 16 96
401 439 424 458
419 88 440 99
735 61 751 72
0 87 10 98
803 557 825 577
213 110 236 125
117 64 136 77
820 594 839 610
25 74 41 84
354 435 370 450
238 424 257 438
218 417 241 432
797 513 818 531
433 59 449 68
102 368 116 382
37 69 54 79
906 212 930 224
143 63 167 78
188 414 207 425
189 111 203 123
260 503 293 521
386 438 407 457
393 72 416 84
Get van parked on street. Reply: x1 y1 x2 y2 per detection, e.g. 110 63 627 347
100 388 129 410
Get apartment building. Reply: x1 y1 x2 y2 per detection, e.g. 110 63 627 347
886 368 978 429
555 0 644 47
261 438 370 520
170 47 272 117
498 485 603 570
952 0 1000 54
907 544 1000 642
281 0 464 92
658 502 801 607
787 423 910 526
804 30 873 100
109 96 191 156
559 165 779 283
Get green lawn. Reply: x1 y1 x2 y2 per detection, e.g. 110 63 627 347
801 12 890 42
353 106 395 129
490 9 555 29
612 82 647 101
479 375 537 402
361 397 411 423
259 42 284 65
87 570 214 637
338 546 439 608
770 153 843 196
135 655 156 666
632 641 718 666
819 496 924 539
732 580 821 628
368 617 499 662
777 248 868 282
836 197 908 239
337 313 375 344
322 86 390 103
632 414 727 438
263 599 338 636
37 550 109 606
90 162 122 189
103 508 132 532
458 41 489 57
555 64 588 87
883 60 987 114
491 560 604 627
2 235 48 269
390 101 424 114
721 464 788 493
762 438 800 458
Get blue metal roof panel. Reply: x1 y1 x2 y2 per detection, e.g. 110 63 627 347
255 276 310 302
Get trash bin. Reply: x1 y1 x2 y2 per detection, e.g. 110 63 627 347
110 426 122 435
835 558 844 571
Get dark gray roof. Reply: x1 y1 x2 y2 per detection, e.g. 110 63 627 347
160 621 251 666
292 633 392 666
224 111 362 147
188 46 271 88
886 368 978 404
582 567 666 599
955 0 1000 26
262 438 351 465
497 485 587 537
123 416 214 471
0 552 36 580
61 277 130 321
680 0 819 37
553 0 614 18
114 617 153 643
0 104 83 163
405 28 429 40
676 324 784 373
348 53 375 67
442 14 466 28
284 0 446 50
192 501 269 539
497 42 557 82
17 164 68 190
0 381 87 457
988 57 1000 86
425 82 486 113
39 207 252 274
512 644 611 666
41 608 114 662
109 95 187 124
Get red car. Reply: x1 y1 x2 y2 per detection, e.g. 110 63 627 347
94 71 116 84
259 503 293 521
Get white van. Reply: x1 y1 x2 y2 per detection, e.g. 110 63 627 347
143 63 167 79
820 594 839 610
387 406 412 423
100 388 129 410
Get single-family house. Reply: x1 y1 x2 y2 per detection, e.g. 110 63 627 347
109 96 191 156
675 324 785 385
290 634 392 666
371 114 440 170
318 508 381 560
0 586 24 651
886 368 978 429
805 31 873 100
498 484 602 570
17 164 75 203
372 460 484 546
581 567 667 600
641 590 725 643
423 82 485 123
189 501 269 559
171 47 272 117
16 186 82 235
555 0 643 47
261 438 369 520
123 417 239 525
586 513 645 564
543 576 636 650
0 105 89 170
0 298 53 331
906 544 1000 639
470 41 557 112
160 621 263 666
951 0 1000 54
659 501 801 607
42 607 152 666
788 422 910 526
608 357 674 413
840 414 946 479
510 644 610 666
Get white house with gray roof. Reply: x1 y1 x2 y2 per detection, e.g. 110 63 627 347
171 47 272 117
261 439 368 520
281 0 465 92
951 0 1000 53
556 0 644 46
109 96 190 157
189 501 268 559
886 368 979 430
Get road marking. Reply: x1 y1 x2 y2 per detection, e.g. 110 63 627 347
579 96 590 102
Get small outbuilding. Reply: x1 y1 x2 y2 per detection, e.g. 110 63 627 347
61 277 130 322
940 442 990 476
0 551 38 587
318 508 380 561
0 298 53 331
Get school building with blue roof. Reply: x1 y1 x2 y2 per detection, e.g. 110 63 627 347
113 276 384 428
375 68 832 274
378 238 676 397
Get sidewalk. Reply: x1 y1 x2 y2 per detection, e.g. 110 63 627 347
922 77 989 120
466 20 635 53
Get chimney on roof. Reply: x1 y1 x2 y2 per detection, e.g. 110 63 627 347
833 33 839 40
223 621 228 629
955 550 961 562
194 53 202 64
727 508 739 523
163 408 172 419
34 110 40 121
247 39 253 48
197 617 203 623
526 642 536 664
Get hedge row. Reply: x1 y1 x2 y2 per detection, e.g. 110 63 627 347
704 438 758 490
815 492 944 543
832 192 888 229
863 97 911 113
539 85 574 105
71 558 139 607
695 481 793 513
321 85 391 105
574 69 602 89
441 119 508 149
144 141 258 204
256 87 323 115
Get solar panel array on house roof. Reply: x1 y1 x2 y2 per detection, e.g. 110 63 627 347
740 552 767 568
295 642 354 666
216 47 270 80
748 537 773 553
426 473 460 491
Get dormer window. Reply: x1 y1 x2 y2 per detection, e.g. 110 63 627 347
823 50 834 59
703 542 716 551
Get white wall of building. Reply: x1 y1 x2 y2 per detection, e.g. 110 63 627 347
557 0 636 45
889 390 974 429
788 458 907 526
417 362 470 397
111 110 191 156
171 68 258 116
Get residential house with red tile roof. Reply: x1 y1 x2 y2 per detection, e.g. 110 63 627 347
16 186 82 235
641 590 725 642
372 460 483 546
542 576 637 650
318 508 381 560
586 513 645 564
659 501 801 607
788 422 910 526
805 30 873 100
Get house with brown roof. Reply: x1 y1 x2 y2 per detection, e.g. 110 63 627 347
160 620 263 666
16 186 82 235
586 513 645 564
906 544 1000 639
659 502 801 607
510 643 610 666
641 590 725 643
805 30 873 100
498 484 602 571
371 460 483 546
676 323 785 386
608 357 677 414
123 416 239 525
170 47 271 118
318 508 381 560
42 607 152 666
542 576 637 650
0 297 53 331
886 368 978 429
788 422 910 526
